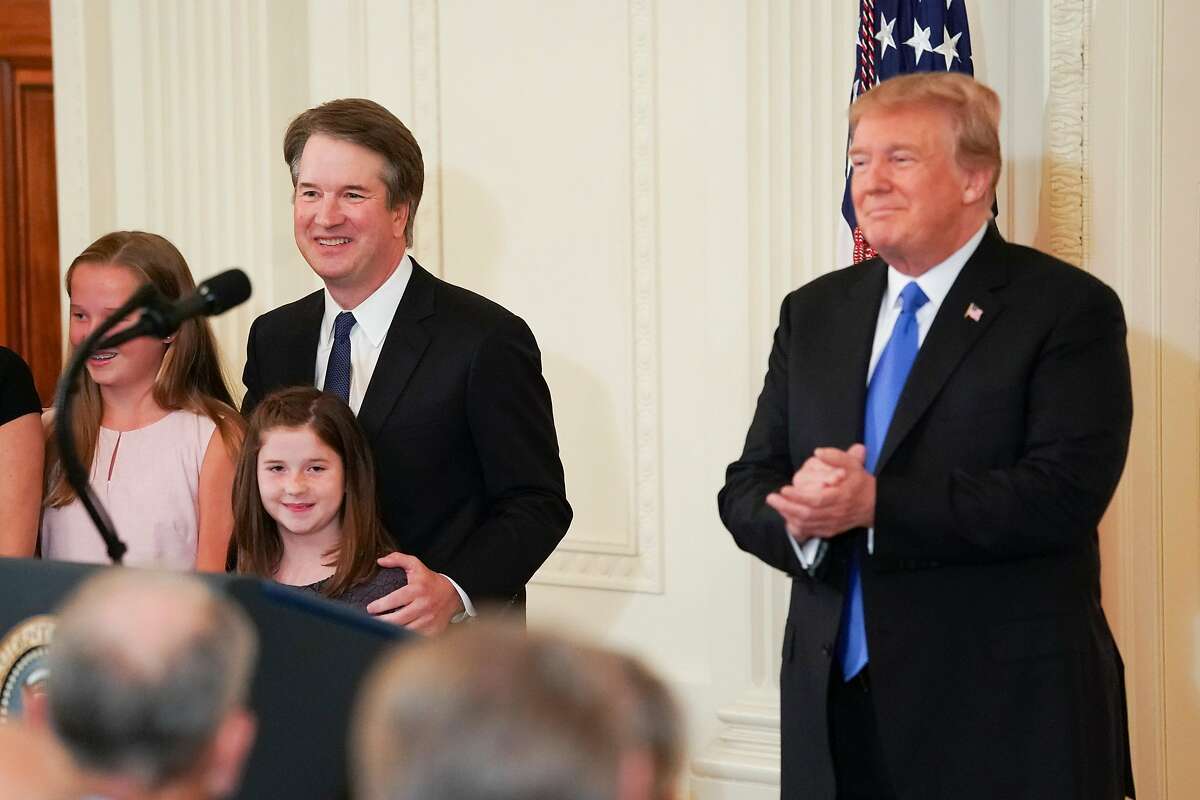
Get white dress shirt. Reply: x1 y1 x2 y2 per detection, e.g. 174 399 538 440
790 222 988 568
312 254 476 619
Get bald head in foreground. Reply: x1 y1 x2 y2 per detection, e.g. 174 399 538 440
354 622 683 800
45 570 258 800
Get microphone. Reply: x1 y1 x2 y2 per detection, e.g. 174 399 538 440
97 269 252 349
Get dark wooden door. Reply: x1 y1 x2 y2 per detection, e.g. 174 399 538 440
0 0 59 405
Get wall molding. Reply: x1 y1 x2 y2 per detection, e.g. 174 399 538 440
691 697 782 786
1083 0 1171 794
51 0 118 273
532 0 664 594
1043 0 1089 266
410 0 443 274
49 0 90 268
123 1 270 353
691 0 811 787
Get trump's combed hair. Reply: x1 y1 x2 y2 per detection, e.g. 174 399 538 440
46 571 257 788
850 72 1002 197
283 98 424 246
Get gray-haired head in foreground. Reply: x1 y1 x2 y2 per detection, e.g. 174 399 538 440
354 622 680 800
46 570 258 789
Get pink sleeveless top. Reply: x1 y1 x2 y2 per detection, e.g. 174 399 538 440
40 410 217 570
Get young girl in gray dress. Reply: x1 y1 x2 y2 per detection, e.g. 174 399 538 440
232 387 406 611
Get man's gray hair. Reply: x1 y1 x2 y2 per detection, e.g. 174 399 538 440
354 623 634 800
46 570 257 788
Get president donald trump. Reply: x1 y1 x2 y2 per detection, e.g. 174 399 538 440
719 72 1134 799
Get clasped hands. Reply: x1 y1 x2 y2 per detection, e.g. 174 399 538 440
765 444 875 541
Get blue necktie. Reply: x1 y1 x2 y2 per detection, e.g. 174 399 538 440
836 281 928 681
323 312 356 403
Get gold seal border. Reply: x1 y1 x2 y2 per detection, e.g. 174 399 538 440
0 614 56 693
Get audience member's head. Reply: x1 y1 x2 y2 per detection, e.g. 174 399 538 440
45 569 258 799
353 622 683 800
614 653 685 800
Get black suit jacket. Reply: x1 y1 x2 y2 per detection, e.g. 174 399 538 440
719 228 1135 800
243 260 571 610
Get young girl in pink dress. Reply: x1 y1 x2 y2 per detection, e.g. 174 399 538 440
232 387 405 611
41 231 243 571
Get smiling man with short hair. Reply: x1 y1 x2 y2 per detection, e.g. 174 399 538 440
243 99 571 634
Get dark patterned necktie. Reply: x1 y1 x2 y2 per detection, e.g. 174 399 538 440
323 312 356 403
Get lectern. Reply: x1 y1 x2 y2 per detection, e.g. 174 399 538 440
0 557 408 799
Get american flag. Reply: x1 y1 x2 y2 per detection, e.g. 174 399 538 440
841 0 977 263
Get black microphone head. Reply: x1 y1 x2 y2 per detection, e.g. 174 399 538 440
196 269 252 316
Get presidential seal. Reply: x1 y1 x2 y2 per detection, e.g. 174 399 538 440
0 615 55 722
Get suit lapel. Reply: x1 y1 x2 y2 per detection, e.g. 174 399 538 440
836 263 889 446
284 291 325 387
805 261 887 449
801 263 885 571
356 260 435 439
874 227 1010 473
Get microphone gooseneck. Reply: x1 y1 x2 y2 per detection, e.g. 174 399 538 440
96 269 253 350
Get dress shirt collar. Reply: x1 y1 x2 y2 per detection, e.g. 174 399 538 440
880 221 988 313
321 255 413 348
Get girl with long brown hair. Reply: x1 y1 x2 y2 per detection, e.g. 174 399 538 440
232 387 405 609
41 231 243 570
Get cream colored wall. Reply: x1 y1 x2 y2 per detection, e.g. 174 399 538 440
1158 0 1200 787
1088 0 1200 796
49 0 1198 797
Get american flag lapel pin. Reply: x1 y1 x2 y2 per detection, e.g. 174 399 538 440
964 302 983 322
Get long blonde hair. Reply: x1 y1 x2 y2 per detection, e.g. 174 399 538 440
44 231 244 508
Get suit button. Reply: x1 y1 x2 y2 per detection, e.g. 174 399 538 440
821 643 833 658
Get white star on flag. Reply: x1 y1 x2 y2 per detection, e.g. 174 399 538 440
876 14 897 60
906 23 934 66
934 26 963 70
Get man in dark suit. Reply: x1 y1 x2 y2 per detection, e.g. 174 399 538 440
243 98 571 634
718 73 1134 799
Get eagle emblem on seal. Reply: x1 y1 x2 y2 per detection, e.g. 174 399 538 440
0 615 56 722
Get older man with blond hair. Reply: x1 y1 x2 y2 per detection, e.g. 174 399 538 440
720 72 1134 799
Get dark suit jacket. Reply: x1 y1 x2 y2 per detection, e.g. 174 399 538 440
243 260 571 610
718 228 1134 800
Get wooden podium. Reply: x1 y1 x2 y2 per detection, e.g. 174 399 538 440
0 557 408 799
